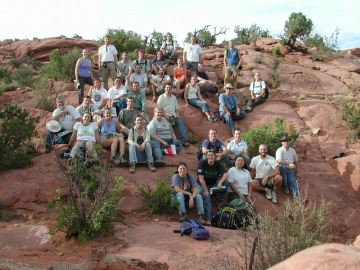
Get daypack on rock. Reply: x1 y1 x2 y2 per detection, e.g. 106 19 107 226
174 218 210 240
253 80 269 99
212 203 255 230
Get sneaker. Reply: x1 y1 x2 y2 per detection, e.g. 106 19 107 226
211 116 217 122
45 145 53 154
118 155 127 165
198 214 206 224
182 140 190 147
110 155 120 165
154 158 164 167
129 163 135 173
282 185 290 194
148 162 156 172
265 188 272 200
208 116 212 123
271 191 278 204
244 106 252 112
180 213 187 223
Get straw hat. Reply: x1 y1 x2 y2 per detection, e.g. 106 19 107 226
46 120 61 132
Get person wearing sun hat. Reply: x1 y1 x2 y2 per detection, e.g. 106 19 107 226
276 134 299 198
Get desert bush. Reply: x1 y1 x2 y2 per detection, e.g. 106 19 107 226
246 63 254 70
52 161 123 245
73 34 82 39
10 59 22 69
254 55 264 64
0 201 21 222
187 133 200 144
341 99 360 139
29 59 42 69
12 66 35 87
241 117 299 157
145 46 157 54
272 46 281 57
234 24 271 45
0 82 18 93
139 171 177 214
34 77 59 112
0 67 13 84
305 28 340 60
102 28 143 54
0 104 39 171
40 47 81 82
148 30 166 50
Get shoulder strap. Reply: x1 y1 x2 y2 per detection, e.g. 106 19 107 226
136 59 139 66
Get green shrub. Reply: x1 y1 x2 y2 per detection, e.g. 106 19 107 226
305 29 340 60
0 82 18 93
341 99 360 139
0 201 21 222
254 55 264 64
145 46 157 54
10 59 22 69
40 47 81 82
0 67 13 84
72 34 82 39
102 29 143 54
234 24 271 45
11 66 35 87
272 46 281 57
282 12 313 47
29 59 42 69
139 173 178 215
51 161 123 245
0 104 39 171
34 77 59 112
241 117 299 157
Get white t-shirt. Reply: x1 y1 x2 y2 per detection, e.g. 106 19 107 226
249 80 266 98
90 88 108 109
184 44 203 62
52 105 81 131
130 73 148 88
106 85 127 100
227 167 252 195
249 155 278 179
73 122 99 142
227 139 248 156
152 74 170 84
98 44 118 62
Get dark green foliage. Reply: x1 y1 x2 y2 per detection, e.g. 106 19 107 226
0 67 13 84
29 59 42 69
10 59 22 69
73 34 83 39
185 30 216 46
283 12 313 47
341 99 360 139
234 24 271 45
148 30 166 49
11 66 35 87
33 77 59 112
145 46 157 54
52 161 123 245
0 201 21 222
39 47 81 82
0 104 39 171
102 29 143 54
0 82 18 93
241 117 299 157
272 46 281 57
304 28 340 60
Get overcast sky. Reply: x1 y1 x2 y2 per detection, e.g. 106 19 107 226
1 0 359 50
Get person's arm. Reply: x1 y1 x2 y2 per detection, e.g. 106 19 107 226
150 134 169 147
230 182 246 200
98 50 102 72
254 87 266 100
223 49 227 67
217 172 228 189
199 52 203 63
220 102 231 117
74 58 82 83
236 50 242 68
97 118 104 129
198 174 209 197
51 110 70 121
95 130 101 145
243 149 249 156
216 146 228 159
114 52 118 65
89 59 93 78
184 84 189 105
174 186 192 196
67 130 77 147
162 76 172 85
248 181 253 196
197 85 207 103
250 167 256 179
171 131 177 140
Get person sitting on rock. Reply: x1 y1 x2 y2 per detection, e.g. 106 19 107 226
152 50 168 75
172 58 187 97
148 107 182 166
106 77 127 116
184 75 216 123
249 144 282 204
128 64 150 94
172 162 206 223
161 32 179 61
219 83 246 134
98 108 127 165
131 50 152 81
224 40 242 90
98 35 118 90
150 67 172 102
157 84 190 146
76 95 102 122
197 150 229 224
183 36 203 72
276 134 300 198
244 72 267 112
126 82 148 122
45 96 81 154
88 79 108 113
118 96 140 136
194 63 218 96
128 114 155 173
227 155 253 204
117 51 132 83
199 128 228 163
227 129 251 167
68 112 101 161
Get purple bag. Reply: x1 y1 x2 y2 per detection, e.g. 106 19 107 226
179 218 209 240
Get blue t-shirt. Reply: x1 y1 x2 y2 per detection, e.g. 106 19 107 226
201 139 225 153
219 93 239 113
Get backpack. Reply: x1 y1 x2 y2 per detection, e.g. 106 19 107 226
175 218 210 240
253 80 269 99
197 140 222 160
211 203 255 230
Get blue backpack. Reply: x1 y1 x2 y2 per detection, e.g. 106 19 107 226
175 218 210 240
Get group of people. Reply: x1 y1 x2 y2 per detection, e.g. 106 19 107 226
172 129 299 225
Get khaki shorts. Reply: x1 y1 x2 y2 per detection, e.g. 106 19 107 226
254 177 274 189
225 66 239 76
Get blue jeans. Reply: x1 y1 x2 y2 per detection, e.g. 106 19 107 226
279 165 299 198
228 155 251 167
129 143 153 164
220 110 246 134
197 180 230 219
172 192 204 215
188 98 211 113
112 97 127 115
172 116 188 141
45 129 72 146
150 138 182 159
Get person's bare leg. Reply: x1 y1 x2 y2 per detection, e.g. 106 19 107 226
233 74 238 90
119 137 125 155
252 181 266 192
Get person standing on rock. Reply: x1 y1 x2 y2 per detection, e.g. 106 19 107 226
244 72 267 112
75 49 94 105
249 144 282 204
224 40 242 90
183 36 203 72
117 51 132 83
98 35 118 90
276 134 300 198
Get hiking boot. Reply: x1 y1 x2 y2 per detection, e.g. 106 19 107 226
180 213 187 223
265 188 272 200
182 140 190 147
129 163 135 173
211 116 217 122
282 185 290 194
208 116 213 123
148 162 156 172
271 191 278 204
110 155 120 165
244 106 252 112
198 214 206 224
45 145 53 154
154 158 165 167
118 155 127 165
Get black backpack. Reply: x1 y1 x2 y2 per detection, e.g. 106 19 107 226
211 203 255 230
253 80 269 99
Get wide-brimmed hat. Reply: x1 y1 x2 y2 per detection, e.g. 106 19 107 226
224 83 234 89
46 120 61 132
279 134 290 142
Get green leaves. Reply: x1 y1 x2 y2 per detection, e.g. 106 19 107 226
234 24 271 45
341 99 360 139
284 12 313 46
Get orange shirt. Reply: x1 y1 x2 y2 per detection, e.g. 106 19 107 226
175 67 185 80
